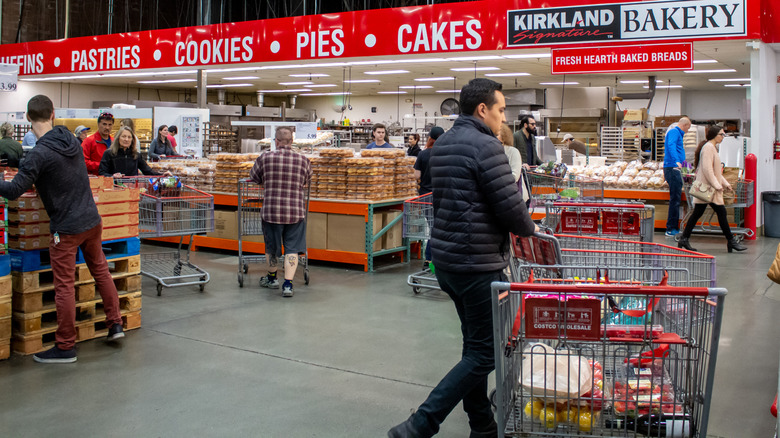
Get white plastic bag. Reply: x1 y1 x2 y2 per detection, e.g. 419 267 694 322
520 343 592 399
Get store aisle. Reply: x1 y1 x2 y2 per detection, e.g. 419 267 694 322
0 235 778 437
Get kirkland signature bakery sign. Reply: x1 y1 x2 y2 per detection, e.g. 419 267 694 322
508 0 746 46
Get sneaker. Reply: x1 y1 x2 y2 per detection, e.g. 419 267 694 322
107 323 125 341
665 229 680 237
260 275 280 289
282 283 294 297
33 346 77 364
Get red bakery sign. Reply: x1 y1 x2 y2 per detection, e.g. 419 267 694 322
551 42 693 74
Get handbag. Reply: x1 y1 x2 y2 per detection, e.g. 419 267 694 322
689 179 715 203
767 243 780 284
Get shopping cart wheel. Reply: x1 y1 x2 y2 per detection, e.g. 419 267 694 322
156 283 163 296
243 263 248 274
238 272 244 288
199 284 205 292
412 286 422 295
304 269 310 285
489 389 497 410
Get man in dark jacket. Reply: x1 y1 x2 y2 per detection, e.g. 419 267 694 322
513 115 542 166
389 79 537 438
0 95 125 364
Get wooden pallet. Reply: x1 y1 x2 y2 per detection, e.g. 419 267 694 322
12 291 141 335
13 274 141 313
12 266 93 294
78 255 141 282
12 309 141 355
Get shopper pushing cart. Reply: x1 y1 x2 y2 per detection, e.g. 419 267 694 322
249 126 312 298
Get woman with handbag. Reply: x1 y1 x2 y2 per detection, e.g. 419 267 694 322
678 125 747 252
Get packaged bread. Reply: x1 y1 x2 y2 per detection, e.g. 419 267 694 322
646 176 665 189
361 149 405 158
319 148 354 158
617 175 634 188
608 166 624 177
603 176 619 187
637 170 654 178
642 161 660 171
632 176 649 188
653 169 665 178
622 168 639 178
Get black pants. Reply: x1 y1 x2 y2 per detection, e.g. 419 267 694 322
682 203 733 241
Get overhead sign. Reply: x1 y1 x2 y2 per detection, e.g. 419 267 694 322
508 0 746 46
551 42 693 74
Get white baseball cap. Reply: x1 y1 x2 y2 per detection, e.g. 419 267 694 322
75 125 90 135
562 133 575 141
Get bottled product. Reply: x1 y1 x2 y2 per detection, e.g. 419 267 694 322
605 414 692 437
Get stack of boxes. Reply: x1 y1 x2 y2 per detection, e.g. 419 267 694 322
310 150 350 199
393 156 419 199
345 157 392 201
6 176 143 356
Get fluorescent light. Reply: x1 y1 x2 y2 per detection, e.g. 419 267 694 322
436 90 462 93
279 81 313 85
485 72 531 77
347 60 399 66
446 55 503 61
343 79 380 83
288 73 329 78
259 62 349 70
24 70 199 81
364 70 410 75
540 82 579 85
414 77 455 82
643 85 682 89
724 84 750 87
256 89 313 93
138 79 197 84
306 84 338 88
206 83 253 88
693 59 718 64
377 91 407 94
384 58 448 64
398 85 433 89
224 76 259 80
299 92 352 96
205 67 257 73
683 69 737 73
451 67 499 72
708 78 751 82
620 80 663 84
503 53 551 59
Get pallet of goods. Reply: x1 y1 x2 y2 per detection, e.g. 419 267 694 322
211 153 260 193
4 176 143 356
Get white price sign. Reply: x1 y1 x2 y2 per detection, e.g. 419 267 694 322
0 64 18 92
295 122 318 140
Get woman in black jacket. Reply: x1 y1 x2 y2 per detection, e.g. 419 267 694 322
147 125 176 160
99 126 165 177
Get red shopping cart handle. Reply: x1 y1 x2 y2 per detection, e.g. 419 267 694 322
772 394 777 417
552 201 646 208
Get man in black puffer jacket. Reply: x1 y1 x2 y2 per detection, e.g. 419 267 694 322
389 79 537 438
0 95 125 364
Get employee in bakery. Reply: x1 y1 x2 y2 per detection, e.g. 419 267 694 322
98 126 171 178
513 115 542 167
562 133 588 155
82 112 115 175
389 78 537 438
250 126 312 298
662 116 691 238
0 95 125 363
365 123 394 149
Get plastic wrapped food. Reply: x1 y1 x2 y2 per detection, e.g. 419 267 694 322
613 161 628 172
617 175 634 188
608 166 625 177
520 343 592 399
642 161 660 171
646 176 665 189
622 168 639 178
632 176 649 188
637 170 653 178
653 169 665 178
626 160 643 170
603 176 619 187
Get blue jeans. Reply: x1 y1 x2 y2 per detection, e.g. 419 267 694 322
664 167 682 231
410 268 506 436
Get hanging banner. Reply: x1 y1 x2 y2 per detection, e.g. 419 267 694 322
551 42 693 74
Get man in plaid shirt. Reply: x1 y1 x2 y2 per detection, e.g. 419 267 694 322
250 126 312 297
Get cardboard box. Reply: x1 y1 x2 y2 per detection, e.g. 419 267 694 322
97 201 138 216
306 213 327 249
654 116 681 128
623 108 648 121
207 210 239 240
102 213 139 228
8 235 50 250
327 214 374 253
8 194 43 210
8 222 50 236
93 187 140 204
102 225 139 241
383 210 403 250
89 176 114 190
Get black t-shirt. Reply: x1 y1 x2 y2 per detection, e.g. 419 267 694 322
414 148 432 195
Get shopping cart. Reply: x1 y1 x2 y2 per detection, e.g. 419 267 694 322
116 176 214 295
237 178 310 288
527 172 605 207
680 177 755 241
542 201 656 242
491 278 727 437
510 231 716 288
402 193 440 294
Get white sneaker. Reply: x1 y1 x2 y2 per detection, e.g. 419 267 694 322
282 283 294 297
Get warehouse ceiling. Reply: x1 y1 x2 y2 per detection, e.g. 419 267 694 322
20 40 754 98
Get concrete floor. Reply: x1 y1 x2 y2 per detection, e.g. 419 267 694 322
0 232 778 437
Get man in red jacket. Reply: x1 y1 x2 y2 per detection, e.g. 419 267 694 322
82 112 114 175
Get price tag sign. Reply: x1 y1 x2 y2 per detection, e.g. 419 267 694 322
294 122 317 140
0 64 19 92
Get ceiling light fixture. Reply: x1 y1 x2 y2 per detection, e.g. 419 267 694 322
620 80 664 84
288 73 330 78
485 72 531 77
343 79 380 83
299 92 353 96
643 85 682 89
436 90 462 93
256 88 313 93
683 68 737 73
724 84 751 87
708 78 751 82
137 79 197 84
204 67 257 73
279 81 314 85
446 55 503 61
539 82 579 85
364 70 410 75
693 59 718 64
503 53 552 59
306 84 338 88
398 85 433 89
206 83 254 88
450 67 500 72
414 77 455 82
223 76 259 80
378 91 408 94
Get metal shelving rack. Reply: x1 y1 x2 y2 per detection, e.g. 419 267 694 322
203 122 239 155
